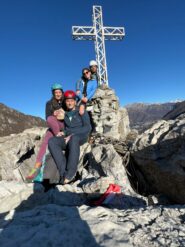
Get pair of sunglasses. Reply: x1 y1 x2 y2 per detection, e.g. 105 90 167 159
83 71 90 75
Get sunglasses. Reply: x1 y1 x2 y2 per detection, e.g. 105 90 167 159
83 71 90 75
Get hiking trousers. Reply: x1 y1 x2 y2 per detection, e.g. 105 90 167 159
48 134 87 180
36 116 64 163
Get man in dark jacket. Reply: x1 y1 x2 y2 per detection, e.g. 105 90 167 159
48 90 92 184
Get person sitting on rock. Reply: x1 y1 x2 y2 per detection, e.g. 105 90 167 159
89 60 108 87
76 68 98 115
48 90 92 185
89 60 99 82
26 83 65 182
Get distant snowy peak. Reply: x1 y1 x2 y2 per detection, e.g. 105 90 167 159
169 99 184 103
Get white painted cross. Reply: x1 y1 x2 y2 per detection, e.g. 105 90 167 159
72 5 125 86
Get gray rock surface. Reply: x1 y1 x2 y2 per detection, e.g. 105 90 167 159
85 143 132 190
0 127 46 181
0 182 185 247
131 113 185 204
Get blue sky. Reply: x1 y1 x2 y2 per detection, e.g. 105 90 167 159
0 0 185 118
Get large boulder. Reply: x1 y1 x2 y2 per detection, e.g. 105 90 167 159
0 128 46 181
82 143 139 198
0 127 92 184
91 87 130 140
131 113 185 204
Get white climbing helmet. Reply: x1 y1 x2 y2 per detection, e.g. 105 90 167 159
89 60 98 67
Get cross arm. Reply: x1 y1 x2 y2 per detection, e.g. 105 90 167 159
72 26 125 41
72 26 95 40
103 27 125 40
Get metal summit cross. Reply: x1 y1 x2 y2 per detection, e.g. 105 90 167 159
72 5 125 86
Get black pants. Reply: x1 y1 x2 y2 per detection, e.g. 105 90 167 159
48 134 87 180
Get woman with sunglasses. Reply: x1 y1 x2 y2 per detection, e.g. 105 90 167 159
76 68 98 114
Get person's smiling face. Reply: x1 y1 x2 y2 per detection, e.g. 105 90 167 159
65 98 76 110
54 89 63 101
90 65 97 74
83 70 91 80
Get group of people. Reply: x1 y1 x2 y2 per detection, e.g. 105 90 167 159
26 60 99 184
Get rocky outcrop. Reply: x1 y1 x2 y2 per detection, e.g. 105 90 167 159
1 89 185 206
1 97 185 205
0 103 46 137
131 113 185 204
1 90 185 246
91 87 130 140
0 126 134 194
80 142 137 199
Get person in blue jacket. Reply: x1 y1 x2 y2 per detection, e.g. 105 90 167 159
76 68 98 115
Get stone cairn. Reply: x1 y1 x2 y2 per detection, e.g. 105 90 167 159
90 86 130 140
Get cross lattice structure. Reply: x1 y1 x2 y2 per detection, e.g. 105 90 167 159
72 5 125 86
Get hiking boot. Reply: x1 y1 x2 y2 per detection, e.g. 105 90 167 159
63 178 71 184
25 167 40 183
63 177 76 185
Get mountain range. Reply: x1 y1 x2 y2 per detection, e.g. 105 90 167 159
125 102 180 132
0 103 46 137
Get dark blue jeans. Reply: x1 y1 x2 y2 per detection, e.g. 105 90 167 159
48 134 87 180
